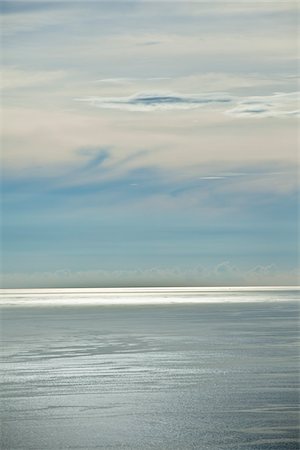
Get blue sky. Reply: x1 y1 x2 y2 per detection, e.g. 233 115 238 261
1 1 299 287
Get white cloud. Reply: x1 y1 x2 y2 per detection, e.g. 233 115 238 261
226 92 300 118
77 90 299 117
96 77 172 84
76 91 235 112
1 263 298 288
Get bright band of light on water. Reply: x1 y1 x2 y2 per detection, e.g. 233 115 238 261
1 287 299 306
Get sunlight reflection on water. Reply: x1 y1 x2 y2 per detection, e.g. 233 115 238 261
1 291 299 449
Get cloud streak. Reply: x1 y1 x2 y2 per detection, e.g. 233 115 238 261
96 77 172 84
226 92 300 118
77 91 299 117
77 92 234 111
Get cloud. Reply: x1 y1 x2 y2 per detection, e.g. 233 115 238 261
3 99 297 178
227 106 300 118
76 148 111 171
77 91 299 117
226 92 300 118
77 92 235 112
96 77 172 84
3 154 297 218
1 263 298 288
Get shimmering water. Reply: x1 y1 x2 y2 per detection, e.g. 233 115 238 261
1 289 299 449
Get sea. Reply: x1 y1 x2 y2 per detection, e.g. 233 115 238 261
1 287 299 450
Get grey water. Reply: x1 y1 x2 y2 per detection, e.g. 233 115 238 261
1 290 299 449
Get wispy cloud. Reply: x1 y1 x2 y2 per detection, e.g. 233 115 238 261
227 106 300 118
77 91 299 117
76 148 110 172
226 92 300 118
77 92 234 111
96 77 172 84
3 154 297 211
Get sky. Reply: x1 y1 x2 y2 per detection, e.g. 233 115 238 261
0 0 299 288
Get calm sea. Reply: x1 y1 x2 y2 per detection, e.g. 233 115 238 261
1 288 299 449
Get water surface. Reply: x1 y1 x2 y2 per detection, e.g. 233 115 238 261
1 289 299 449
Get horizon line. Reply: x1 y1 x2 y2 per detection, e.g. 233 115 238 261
1 286 299 294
